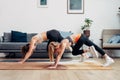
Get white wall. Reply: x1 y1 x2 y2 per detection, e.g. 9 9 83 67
0 0 120 57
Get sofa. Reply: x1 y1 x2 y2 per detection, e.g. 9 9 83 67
0 30 72 58
101 29 120 49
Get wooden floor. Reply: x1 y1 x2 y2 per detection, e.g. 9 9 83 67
0 58 119 80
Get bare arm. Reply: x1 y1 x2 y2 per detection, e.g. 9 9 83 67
49 39 69 68
18 38 37 63
54 43 66 67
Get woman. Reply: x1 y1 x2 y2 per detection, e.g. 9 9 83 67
18 29 64 63
48 33 114 68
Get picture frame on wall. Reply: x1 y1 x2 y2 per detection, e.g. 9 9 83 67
67 0 84 14
37 0 48 8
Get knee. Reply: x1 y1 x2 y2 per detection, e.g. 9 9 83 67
72 50 78 56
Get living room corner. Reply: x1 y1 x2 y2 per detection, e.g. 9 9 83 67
0 0 120 80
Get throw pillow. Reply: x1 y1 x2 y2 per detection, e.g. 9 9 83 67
3 32 11 42
107 34 120 44
11 30 27 42
59 31 73 38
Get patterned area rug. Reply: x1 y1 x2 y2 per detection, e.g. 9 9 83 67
0 59 112 70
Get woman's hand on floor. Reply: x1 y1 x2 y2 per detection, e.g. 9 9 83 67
48 65 57 69
17 60 24 64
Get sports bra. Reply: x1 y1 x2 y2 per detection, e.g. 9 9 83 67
74 34 81 43
66 34 81 44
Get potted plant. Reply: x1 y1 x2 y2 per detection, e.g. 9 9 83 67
81 18 93 38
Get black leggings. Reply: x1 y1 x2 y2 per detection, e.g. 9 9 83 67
72 34 105 56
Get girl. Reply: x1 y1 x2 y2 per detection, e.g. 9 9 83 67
48 34 114 68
